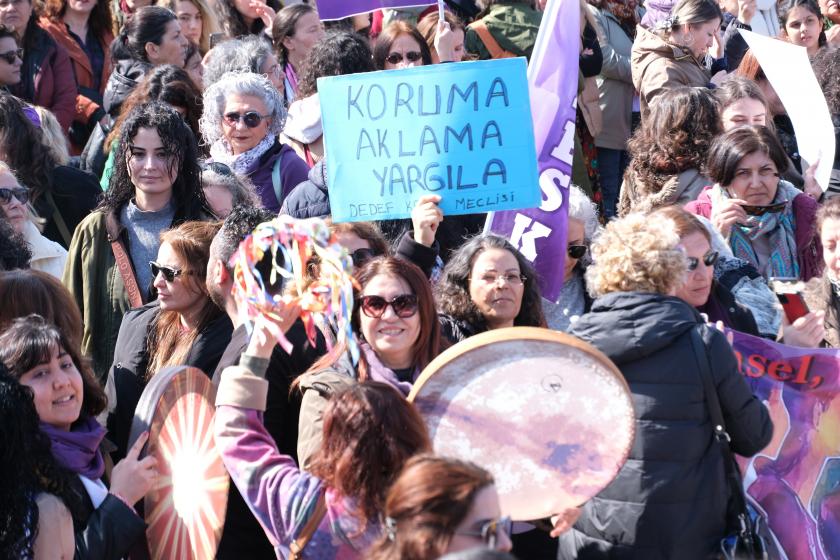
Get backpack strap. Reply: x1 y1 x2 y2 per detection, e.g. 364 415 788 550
110 238 143 309
45 191 72 246
288 489 327 560
469 20 515 59
272 151 284 207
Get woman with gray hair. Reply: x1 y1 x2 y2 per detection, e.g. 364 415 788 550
201 71 309 212
543 184 600 331
201 161 260 218
201 35 283 91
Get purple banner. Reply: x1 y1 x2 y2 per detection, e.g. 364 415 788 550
315 0 435 20
730 330 840 559
485 0 579 302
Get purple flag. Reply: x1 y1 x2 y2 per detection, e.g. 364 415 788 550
485 0 580 302
315 0 435 20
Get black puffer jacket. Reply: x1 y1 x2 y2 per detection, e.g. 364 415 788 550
558 292 772 560
103 58 152 117
280 158 329 219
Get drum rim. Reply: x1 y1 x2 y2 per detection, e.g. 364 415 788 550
408 326 632 402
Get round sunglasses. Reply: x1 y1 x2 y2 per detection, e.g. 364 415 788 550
385 51 422 65
358 294 418 318
222 111 271 128
687 250 719 271
568 244 587 260
0 186 29 205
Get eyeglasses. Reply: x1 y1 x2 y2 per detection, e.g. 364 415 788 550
0 48 22 64
456 516 512 548
687 250 719 271
358 294 419 318
475 272 526 286
265 63 281 79
222 111 271 128
568 245 587 260
0 186 28 205
739 200 788 217
149 261 192 282
385 51 422 65
350 248 377 268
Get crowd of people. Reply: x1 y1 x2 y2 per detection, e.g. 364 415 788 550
1 0 840 558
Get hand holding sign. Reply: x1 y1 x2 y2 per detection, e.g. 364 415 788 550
412 194 443 247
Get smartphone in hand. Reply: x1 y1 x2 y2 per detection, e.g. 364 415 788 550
770 278 810 323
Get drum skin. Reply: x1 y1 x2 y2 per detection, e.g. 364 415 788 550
409 327 635 521
128 366 229 559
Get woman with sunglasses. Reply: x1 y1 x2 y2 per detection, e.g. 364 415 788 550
685 125 823 282
0 25 21 88
64 102 212 383
0 0 75 130
435 234 546 344
201 71 310 213
106 221 232 460
373 21 433 70
367 455 514 559
215 304 431 558
0 162 66 279
296 256 441 469
557 211 772 559
542 185 600 332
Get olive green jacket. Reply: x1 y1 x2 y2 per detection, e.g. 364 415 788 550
464 1 542 61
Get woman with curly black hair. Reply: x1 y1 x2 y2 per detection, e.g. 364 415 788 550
618 86 721 215
435 234 546 343
0 316 156 559
0 364 74 559
0 93 101 248
64 102 212 382
813 46 840 197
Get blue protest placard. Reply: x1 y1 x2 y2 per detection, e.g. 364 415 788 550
318 59 539 223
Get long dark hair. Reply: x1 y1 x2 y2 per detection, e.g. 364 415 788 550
101 101 208 218
0 93 58 204
779 0 827 48
436 234 546 330
43 0 112 41
271 3 318 67
110 6 178 63
217 0 281 39
0 315 107 419
105 65 204 152
309 382 431 529
0 366 77 558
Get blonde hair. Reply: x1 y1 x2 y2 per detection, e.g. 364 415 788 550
586 213 687 297
164 0 221 54
33 107 69 165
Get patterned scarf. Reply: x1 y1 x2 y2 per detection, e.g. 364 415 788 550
724 183 800 279
209 134 276 175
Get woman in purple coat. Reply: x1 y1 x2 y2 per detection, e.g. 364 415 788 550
201 71 309 213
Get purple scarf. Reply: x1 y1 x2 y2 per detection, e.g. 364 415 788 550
360 342 419 397
41 416 106 480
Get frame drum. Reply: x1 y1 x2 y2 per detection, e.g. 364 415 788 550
408 327 635 521
128 366 229 559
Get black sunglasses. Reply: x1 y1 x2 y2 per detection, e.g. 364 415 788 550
223 111 271 128
358 294 419 319
0 186 29 205
385 51 422 65
351 248 377 268
739 200 788 217
0 48 22 65
149 261 192 282
687 250 719 271
456 516 512 548
568 244 587 260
